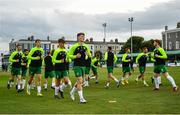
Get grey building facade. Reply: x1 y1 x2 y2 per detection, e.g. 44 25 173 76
162 22 180 51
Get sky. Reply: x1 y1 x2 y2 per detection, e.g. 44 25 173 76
0 0 180 51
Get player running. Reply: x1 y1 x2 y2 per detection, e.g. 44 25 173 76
8 44 23 92
152 39 178 91
84 51 92 87
21 49 29 90
120 48 131 85
104 46 120 88
43 51 55 90
26 39 44 96
135 47 149 86
53 38 71 99
91 52 101 84
69 32 91 103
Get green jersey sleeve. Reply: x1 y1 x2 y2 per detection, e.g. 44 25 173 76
122 53 130 62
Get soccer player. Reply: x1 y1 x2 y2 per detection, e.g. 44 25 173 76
121 48 131 85
43 51 55 90
152 39 178 91
91 52 101 84
52 38 70 99
26 39 44 96
135 47 149 86
104 46 120 88
69 32 91 103
21 49 29 90
84 51 92 87
8 44 23 92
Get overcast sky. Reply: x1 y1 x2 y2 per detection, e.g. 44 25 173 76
0 0 180 51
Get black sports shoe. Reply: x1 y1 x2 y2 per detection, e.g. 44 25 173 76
59 90 64 98
95 81 99 84
51 86 55 89
7 82 10 89
117 81 120 88
17 89 23 93
151 77 154 83
16 85 18 90
44 88 47 91
54 95 60 99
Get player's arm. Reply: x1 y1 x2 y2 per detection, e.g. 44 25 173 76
122 54 130 62
156 48 167 59
91 57 97 68
9 52 18 62
52 50 63 63
136 53 142 64
68 45 77 59
27 48 40 60
85 44 91 59
104 52 108 61
114 54 117 64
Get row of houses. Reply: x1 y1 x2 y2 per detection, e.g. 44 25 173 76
9 38 125 56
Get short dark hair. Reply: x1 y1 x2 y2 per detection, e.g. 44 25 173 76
108 46 112 51
16 43 21 47
24 49 29 52
77 32 85 37
58 38 65 43
47 51 51 55
125 48 130 52
35 39 41 43
142 47 147 50
154 39 161 46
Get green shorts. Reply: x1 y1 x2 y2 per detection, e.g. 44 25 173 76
139 66 146 74
123 67 131 73
92 66 97 75
107 66 114 73
154 65 168 74
11 67 22 76
73 66 86 77
45 71 55 78
55 70 68 79
29 66 42 76
85 67 91 74
22 68 27 77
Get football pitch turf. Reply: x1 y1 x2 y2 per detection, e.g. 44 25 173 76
0 67 180 114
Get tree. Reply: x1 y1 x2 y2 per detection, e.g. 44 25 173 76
119 36 144 54
141 39 155 52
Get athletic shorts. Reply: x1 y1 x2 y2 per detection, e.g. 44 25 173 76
73 66 86 77
22 68 27 77
29 66 42 76
85 67 91 75
11 67 21 76
45 71 55 78
139 66 146 74
122 67 131 73
154 65 167 74
107 66 113 74
92 66 97 75
55 70 68 79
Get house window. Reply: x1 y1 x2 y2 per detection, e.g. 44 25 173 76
176 33 178 38
91 46 93 50
169 42 172 50
176 41 179 49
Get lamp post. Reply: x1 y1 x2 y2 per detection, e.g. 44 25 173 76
102 22 107 42
128 17 134 58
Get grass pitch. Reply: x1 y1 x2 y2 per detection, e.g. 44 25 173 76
0 67 180 114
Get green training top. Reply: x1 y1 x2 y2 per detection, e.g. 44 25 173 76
28 47 44 67
52 47 69 71
9 50 23 68
136 53 149 67
104 51 117 67
91 57 100 68
152 47 167 65
68 42 91 67
122 53 131 67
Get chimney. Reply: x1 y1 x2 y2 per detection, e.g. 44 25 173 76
47 36 50 41
103 38 105 43
115 38 118 43
90 37 93 42
177 22 180 28
165 26 168 31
